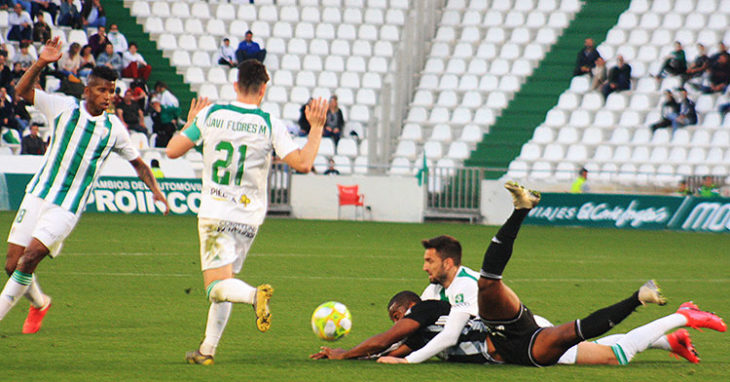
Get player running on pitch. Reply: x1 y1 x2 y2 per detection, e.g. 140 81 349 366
166 59 328 365
1 37 168 334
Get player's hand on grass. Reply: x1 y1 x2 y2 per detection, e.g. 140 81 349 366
187 97 210 122
377 356 409 364
38 37 63 65
305 97 328 132
310 347 346 360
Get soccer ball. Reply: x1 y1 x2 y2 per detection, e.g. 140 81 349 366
311 301 352 341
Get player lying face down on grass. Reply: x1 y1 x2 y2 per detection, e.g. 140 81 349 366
378 182 725 366
311 290 725 365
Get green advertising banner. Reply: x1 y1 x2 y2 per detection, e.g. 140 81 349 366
1 175 202 216
526 193 730 233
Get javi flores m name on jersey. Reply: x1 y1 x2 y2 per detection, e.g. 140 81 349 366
205 117 270 136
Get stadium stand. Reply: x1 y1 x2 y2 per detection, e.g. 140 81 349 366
125 0 408 175
508 0 730 186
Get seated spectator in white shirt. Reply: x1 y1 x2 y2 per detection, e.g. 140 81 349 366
218 38 237 68
8 3 33 42
121 42 151 81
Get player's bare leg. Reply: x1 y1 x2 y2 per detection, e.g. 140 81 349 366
5 242 53 333
0 239 49 322
478 182 539 320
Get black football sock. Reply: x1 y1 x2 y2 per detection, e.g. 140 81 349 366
575 291 641 340
480 209 530 279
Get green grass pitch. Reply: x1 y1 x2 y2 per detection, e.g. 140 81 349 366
0 211 728 381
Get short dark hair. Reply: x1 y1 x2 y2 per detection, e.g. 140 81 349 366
421 235 462 266
151 159 160 167
387 291 420 312
237 59 269 95
89 66 118 82
223 38 230 42
154 81 167 90
129 42 138 49
245 30 253 36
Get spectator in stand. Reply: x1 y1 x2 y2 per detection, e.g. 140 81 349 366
0 53 12 90
107 24 128 55
217 37 236 68
236 31 266 63
150 159 164 179
58 0 81 29
122 42 151 81
32 12 51 43
323 158 340 175
11 62 24 82
81 0 105 30
30 1 58 24
20 122 45 155
591 57 607 91
324 95 344 146
87 25 108 57
96 42 122 77
573 38 601 77
709 42 728 63
697 176 720 197
116 89 147 135
570 167 589 193
150 82 179 146
0 86 19 134
683 43 710 85
655 41 687 80
13 42 36 73
8 3 33 42
601 55 631 99
650 90 680 133
699 51 730 94
677 179 692 196
0 0 14 11
653 88 696 134
298 98 313 136
78 44 95 79
57 42 81 78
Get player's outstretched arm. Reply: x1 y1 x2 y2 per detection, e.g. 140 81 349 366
282 97 328 173
378 310 471 364
310 317 420 360
16 37 63 104
129 157 169 215
166 97 210 159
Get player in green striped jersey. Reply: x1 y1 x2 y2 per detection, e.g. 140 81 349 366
1 37 169 334
167 59 328 365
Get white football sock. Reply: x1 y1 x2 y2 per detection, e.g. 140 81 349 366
594 334 624 346
24 274 48 309
613 313 688 364
199 302 232 356
650 335 672 351
0 271 33 320
207 279 256 304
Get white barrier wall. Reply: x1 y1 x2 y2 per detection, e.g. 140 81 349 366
291 174 424 222
480 180 514 225
0 154 196 178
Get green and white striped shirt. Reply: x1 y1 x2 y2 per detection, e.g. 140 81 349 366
26 90 139 215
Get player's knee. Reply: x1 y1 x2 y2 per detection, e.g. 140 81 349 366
478 277 502 293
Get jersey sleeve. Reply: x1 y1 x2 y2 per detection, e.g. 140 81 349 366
403 300 445 328
420 284 439 301
270 117 298 159
110 115 140 161
33 89 77 125
181 105 211 146
449 278 479 316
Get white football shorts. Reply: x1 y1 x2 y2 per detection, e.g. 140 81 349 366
7 193 78 258
198 218 258 273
